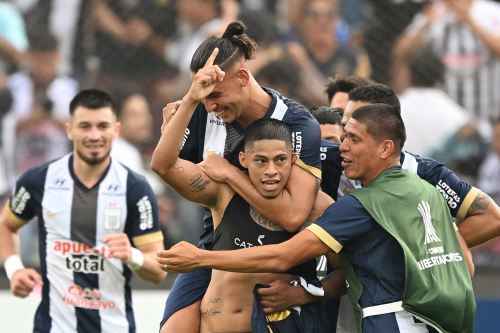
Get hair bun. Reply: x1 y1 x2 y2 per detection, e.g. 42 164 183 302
222 21 246 39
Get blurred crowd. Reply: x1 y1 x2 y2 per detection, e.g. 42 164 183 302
1 0 500 269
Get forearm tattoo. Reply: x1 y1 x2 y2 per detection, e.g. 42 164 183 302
190 174 210 192
466 192 492 217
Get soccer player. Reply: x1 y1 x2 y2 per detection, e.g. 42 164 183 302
0 89 165 332
153 21 322 333
310 106 343 144
152 108 330 331
159 103 476 333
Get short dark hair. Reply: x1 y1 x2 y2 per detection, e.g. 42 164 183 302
244 118 292 150
351 103 406 155
310 106 342 125
410 47 445 87
348 84 401 113
190 21 257 73
325 75 374 103
69 89 117 116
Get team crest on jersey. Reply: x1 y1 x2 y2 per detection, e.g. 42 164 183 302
104 208 122 229
249 206 284 231
417 201 441 244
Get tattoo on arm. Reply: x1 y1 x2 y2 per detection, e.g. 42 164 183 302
467 192 492 217
190 174 210 192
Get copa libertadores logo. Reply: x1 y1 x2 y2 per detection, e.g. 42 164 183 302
418 201 441 244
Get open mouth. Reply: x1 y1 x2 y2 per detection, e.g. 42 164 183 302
341 157 352 169
262 179 280 192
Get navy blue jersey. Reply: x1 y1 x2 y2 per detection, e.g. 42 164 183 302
307 196 406 331
319 141 478 218
161 88 322 326
9 154 162 333
180 87 322 177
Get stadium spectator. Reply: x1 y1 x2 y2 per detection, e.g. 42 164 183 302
394 0 500 123
310 106 343 144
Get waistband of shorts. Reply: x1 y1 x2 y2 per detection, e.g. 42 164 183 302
362 301 403 318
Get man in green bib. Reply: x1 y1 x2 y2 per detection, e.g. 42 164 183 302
158 103 475 333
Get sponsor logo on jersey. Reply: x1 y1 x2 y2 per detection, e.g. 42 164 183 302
234 235 266 248
66 254 105 273
292 131 302 156
435 180 460 209
103 182 122 196
137 196 153 230
48 177 70 190
320 146 327 161
11 186 31 214
106 184 120 192
54 240 111 273
209 118 225 126
415 201 463 271
63 285 116 310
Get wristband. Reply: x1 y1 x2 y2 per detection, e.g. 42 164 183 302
127 248 144 271
4 255 25 280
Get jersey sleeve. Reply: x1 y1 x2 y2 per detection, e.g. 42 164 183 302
125 175 163 247
401 151 478 219
306 195 374 253
178 104 207 164
9 166 46 223
284 111 322 179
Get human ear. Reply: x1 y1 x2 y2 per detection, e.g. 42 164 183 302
239 151 248 168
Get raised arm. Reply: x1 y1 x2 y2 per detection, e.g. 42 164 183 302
151 48 225 207
446 0 500 56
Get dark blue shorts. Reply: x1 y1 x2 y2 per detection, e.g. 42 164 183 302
251 284 331 333
159 267 212 328
160 211 214 328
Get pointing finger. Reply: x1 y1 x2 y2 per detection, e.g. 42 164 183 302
204 48 219 68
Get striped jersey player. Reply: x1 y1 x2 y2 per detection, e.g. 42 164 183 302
0 89 165 333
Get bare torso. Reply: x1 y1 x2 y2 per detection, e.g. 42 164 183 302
200 270 297 333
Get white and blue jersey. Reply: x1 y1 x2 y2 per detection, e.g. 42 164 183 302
8 154 162 333
161 87 322 325
320 140 479 218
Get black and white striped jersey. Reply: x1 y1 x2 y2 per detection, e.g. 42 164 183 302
415 0 500 121
8 154 162 333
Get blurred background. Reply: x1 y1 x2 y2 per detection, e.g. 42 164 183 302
1 0 499 331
